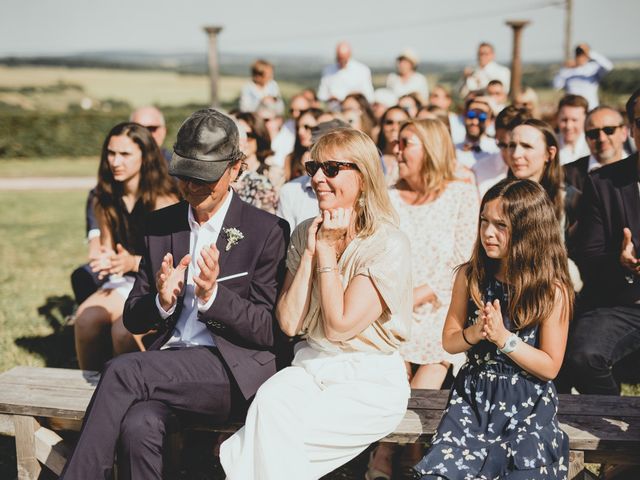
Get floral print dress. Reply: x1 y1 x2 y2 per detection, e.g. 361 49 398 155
413 279 569 480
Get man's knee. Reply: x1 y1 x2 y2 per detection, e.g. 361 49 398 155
564 346 609 375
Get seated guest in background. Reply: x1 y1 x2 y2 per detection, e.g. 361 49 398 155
74 122 179 371
232 113 278 214
270 94 311 169
239 59 284 113
301 88 322 109
392 119 478 389
429 84 466 144
563 105 628 193
371 88 399 121
553 43 613 109
514 86 541 118
341 92 376 139
473 105 531 197
398 93 422 118
460 42 511 96
61 109 289 479
557 94 590 165
318 41 374 106
256 99 285 142
376 106 410 185
486 79 508 115
276 119 349 233
386 49 429 103
455 96 499 169
284 108 325 181
562 88 640 395
71 106 171 304
221 128 412 480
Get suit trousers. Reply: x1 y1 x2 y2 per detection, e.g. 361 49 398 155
560 305 640 395
60 346 234 480
220 343 410 480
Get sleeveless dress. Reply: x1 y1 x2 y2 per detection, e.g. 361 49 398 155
413 278 569 480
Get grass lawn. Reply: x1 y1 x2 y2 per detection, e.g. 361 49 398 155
0 157 98 178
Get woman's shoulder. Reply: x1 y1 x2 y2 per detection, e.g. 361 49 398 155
445 179 478 196
362 221 410 254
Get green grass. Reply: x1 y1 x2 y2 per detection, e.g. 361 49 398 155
0 190 86 373
0 157 98 177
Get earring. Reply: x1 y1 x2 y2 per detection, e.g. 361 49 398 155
358 194 365 208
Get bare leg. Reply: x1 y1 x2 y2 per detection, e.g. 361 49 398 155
74 289 125 371
111 316 141 356
410 362 449 390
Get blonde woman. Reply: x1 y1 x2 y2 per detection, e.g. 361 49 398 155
220 129 413 479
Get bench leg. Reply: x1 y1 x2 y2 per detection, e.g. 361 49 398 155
13 415 41 480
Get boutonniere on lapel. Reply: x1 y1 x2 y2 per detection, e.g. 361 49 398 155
223 227 244 251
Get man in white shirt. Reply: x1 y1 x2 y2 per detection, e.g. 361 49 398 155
460 42 511 96
317 41 374 104
553 43 613 109
385 48 429 103
563 105 628 193
61 109 290 479
270 94 311 168
455 96 500 169
557 94 591 165
239 59 284 113
429 84 466 144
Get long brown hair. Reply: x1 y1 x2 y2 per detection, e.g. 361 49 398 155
94 122 178 249
509 119 564 221
466 178 573 329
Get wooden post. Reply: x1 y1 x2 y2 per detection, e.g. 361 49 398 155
203 26 223 108
14 416 41 480
506 20 530 102
564 0 573 63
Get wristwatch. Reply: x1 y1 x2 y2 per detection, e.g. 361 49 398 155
499 333 520 354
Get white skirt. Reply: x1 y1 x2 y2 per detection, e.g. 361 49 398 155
100 275 135 300
220 342 410 480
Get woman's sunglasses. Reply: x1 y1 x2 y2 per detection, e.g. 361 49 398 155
304 161 359 178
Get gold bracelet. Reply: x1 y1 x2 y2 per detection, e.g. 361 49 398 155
316 266 338 273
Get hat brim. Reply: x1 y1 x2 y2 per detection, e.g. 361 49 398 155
169 152 235 183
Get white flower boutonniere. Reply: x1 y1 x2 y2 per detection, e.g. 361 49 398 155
223 227 244 251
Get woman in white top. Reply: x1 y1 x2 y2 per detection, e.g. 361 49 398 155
220 128 413 480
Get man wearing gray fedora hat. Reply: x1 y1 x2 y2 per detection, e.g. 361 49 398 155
61 109 290 479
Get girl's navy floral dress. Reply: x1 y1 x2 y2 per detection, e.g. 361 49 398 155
413 279 569 480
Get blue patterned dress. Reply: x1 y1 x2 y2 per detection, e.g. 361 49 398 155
413 278 569 480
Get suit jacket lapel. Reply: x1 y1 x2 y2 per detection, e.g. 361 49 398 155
171 202 191 309
216 193 244 277
618 154 640 246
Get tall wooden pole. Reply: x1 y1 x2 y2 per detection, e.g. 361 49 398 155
203 26 223 108
564 0 573 63
506 20 530 102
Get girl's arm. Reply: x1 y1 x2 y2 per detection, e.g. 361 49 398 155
275 216 321 337
442 267 484 353
482 285 570 381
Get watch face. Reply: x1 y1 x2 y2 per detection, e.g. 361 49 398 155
508 337 518 349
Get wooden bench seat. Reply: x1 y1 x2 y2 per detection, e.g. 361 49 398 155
1 366 639 479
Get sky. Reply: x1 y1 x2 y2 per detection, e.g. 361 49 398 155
2 0 638 64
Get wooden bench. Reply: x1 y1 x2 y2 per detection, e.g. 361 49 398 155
0 366 639 479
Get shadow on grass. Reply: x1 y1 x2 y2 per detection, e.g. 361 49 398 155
14 294 79 369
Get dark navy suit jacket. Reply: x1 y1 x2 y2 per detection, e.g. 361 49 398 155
123 196 289 400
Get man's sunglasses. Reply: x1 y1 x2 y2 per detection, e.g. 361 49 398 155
466 110 488 122
304 161 359 178
585 125 623 140
145 125 161 133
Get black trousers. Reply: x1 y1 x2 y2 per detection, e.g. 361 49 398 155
558 305 640 395
60 346 239 480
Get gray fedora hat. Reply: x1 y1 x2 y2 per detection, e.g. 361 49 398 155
169 108 245 183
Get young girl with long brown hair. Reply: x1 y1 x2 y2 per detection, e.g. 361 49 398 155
74 122 179 371
412 178 573 479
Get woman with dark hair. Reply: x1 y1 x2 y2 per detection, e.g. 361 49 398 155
232 113 279 213
398 93 422 118
506 119 581 237
341 93 377 138
284 107 325 181
376 105 410 185
74 122 179 370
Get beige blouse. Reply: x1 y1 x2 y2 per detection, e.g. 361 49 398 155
286 218 413 354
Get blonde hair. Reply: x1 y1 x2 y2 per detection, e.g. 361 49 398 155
397 118 457 197
310 128 398 237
